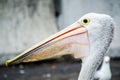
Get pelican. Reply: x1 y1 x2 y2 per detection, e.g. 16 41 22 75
94 56 112 80
5 13 114 80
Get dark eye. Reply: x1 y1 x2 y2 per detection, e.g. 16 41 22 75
81 18 90 25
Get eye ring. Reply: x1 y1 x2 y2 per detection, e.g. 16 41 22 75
81 18 90 25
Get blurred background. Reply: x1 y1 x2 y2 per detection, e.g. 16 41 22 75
0 0 120 80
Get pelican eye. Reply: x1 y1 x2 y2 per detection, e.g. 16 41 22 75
81 18 90 25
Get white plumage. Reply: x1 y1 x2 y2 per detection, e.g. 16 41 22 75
78 13 114 80
94 56 112 80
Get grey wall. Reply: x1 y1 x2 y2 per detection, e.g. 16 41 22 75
0 0 57 64
57 0 120 57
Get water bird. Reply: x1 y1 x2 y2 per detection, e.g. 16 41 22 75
5 13 114 80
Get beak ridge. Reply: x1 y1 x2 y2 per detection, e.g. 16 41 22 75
5 22 89 66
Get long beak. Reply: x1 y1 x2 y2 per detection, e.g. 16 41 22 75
5 22 89 66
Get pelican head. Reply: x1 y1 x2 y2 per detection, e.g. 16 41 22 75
78 13 114 80
5 13 114 80
80 13 114 51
